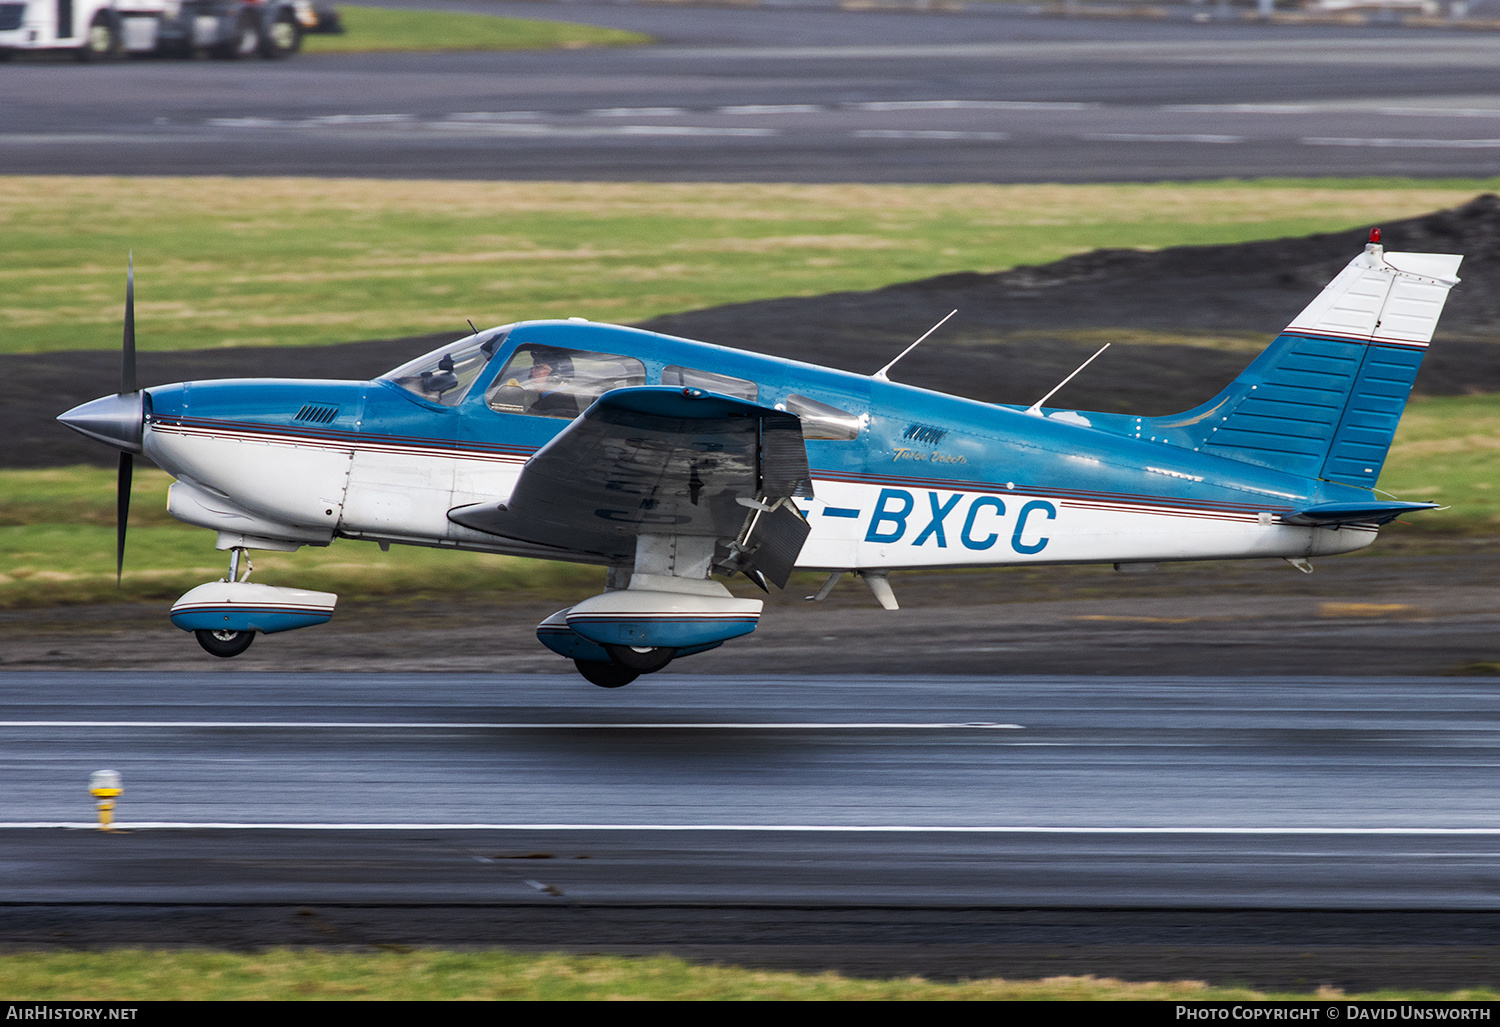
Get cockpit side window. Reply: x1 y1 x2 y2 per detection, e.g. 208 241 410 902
786 393 863 440
661 365 758 401
380 329 508 407
486 344 645 419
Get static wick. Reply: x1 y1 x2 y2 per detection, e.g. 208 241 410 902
89 769 122 832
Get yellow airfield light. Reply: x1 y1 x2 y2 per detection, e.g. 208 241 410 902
88 769 122 832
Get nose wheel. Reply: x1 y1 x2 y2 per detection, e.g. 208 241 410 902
189 547 259 657
194 629 255 658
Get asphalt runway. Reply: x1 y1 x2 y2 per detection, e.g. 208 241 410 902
5 670 1500 986
10 670 1500 834
5 2 1500 180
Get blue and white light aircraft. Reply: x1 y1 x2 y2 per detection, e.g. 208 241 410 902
58 232 1459 686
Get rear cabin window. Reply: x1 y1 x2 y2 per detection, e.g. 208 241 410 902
486 344 646 419
661 365 758 401
786 393 862 440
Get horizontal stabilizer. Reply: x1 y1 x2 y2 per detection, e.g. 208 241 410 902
1280 501 1439 527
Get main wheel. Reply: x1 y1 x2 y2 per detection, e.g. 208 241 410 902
259 11 301 58
574 659 638 688
77 14 121 61
211 14 259 59
604 644 677 673
194 628 255 658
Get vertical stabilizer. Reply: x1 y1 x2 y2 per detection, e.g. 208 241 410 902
1145 242 1461 486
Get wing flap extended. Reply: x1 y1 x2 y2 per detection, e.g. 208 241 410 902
733 501 812 589
449 387 812 559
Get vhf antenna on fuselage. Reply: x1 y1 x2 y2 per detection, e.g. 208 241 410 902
872 309 957 382
1026 342 1110 417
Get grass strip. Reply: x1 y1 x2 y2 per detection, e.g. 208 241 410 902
0 486 601 609
2 393 1494 608
301 6 651 53
1376 393 1500 533
4 177 1498 355
0 948 1495 1000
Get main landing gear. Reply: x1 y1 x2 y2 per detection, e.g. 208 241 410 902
573 645 678 688
195 628 255 658
573 660 637 688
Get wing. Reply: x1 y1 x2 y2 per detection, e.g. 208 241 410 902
449 387 813 574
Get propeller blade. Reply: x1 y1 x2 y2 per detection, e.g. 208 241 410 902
116 452 132 587
122 253 136 395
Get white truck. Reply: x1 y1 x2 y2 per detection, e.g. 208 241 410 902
0 0 340 60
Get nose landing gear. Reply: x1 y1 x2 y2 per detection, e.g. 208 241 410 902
193 547 257 657
169 547 339 658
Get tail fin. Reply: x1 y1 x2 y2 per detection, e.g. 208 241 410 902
1146 241 1462 487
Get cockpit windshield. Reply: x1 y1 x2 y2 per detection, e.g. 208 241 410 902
380 327 510 407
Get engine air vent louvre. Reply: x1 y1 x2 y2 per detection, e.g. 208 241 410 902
902 422 947 445
294 404 339 424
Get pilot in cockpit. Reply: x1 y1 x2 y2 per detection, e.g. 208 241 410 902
523 347 579 418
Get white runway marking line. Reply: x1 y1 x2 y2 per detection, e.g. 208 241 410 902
207 112 773 138
0 720 1024 730
718 104 824 115
1303 137 1500 148
1162 103 1318 114
615 126 775 137
426 124 778 138
306 114 413 125
853 130 1010 140
192 100 1500 139
658 41 1500 68
587 107 689 117
208 117 291 128
1164 103 1500 119
1083 133 1244 144
849 100 1098 112
0 134 199 145
7 823 1500 834
443 111 541 121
